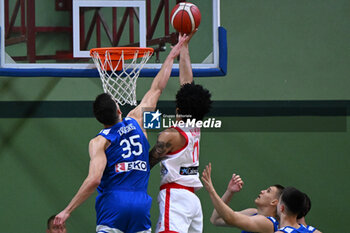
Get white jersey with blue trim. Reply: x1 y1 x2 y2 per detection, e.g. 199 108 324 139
160 126 202 190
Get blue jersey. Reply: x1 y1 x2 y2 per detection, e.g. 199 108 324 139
279 224 314 233
305 225 316 232
241 215 279 233
95 117 152 233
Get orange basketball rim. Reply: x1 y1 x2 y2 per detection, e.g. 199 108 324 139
90 47 154 71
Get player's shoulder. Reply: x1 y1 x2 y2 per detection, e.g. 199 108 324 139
162 127 179 135
250 214 272 221
158 127 183 142
122 116 136 124
249 214 277 230
123 117 144 130
89 135 109 148
266 216 278 223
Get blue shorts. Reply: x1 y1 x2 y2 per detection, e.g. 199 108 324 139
96 190 152 233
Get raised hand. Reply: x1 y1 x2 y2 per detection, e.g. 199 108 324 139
201 163 214 192
227 173 244 194
168 34 189 59
179 28 198 46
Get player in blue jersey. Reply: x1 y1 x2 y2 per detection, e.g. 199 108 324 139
276 187 315 233
297 193 322 233
53 35 190 233
201 163 284 233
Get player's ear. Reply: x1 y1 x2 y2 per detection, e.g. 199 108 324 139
116 103 122 115
271 198 279 206
280 204 285 213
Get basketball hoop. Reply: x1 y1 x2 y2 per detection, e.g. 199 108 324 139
90 47 154 106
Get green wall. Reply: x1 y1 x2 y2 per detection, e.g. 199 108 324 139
1 0 350 232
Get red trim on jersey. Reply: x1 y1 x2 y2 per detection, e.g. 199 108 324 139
164 188 171 232
167 126 189 155
160 182 195 193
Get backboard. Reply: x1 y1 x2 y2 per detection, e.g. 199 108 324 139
0 0 226 77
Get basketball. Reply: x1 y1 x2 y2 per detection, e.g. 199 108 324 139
170 2 201 35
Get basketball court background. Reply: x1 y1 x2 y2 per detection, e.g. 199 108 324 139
0 0 349 232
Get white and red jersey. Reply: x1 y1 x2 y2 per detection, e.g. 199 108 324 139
160 126 202 190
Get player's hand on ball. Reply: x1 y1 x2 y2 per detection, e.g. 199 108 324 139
227 173 244 194
179 28 198 45
201 163 214 192
168 34 189 59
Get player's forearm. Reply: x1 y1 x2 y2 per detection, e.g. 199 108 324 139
207 186 239 225
64 177 100 214
210 190 235 224
150 55 175 93
179 45 193 85
221 190 235 203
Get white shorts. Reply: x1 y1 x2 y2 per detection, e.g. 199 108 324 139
155 183 203 233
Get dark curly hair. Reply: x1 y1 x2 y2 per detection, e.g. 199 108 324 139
93 93 119 125
175 82 212 121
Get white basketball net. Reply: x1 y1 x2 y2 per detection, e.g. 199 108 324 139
91 49 153 106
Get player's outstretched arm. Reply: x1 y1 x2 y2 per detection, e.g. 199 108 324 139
54 136 107 227
128 35 189 127
179 29 197 85
210 173 245 226
201 163 273 233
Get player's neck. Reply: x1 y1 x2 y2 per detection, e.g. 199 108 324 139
257 205 276 218
297 217 307 226
103 118 122 128
279 215 300 229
